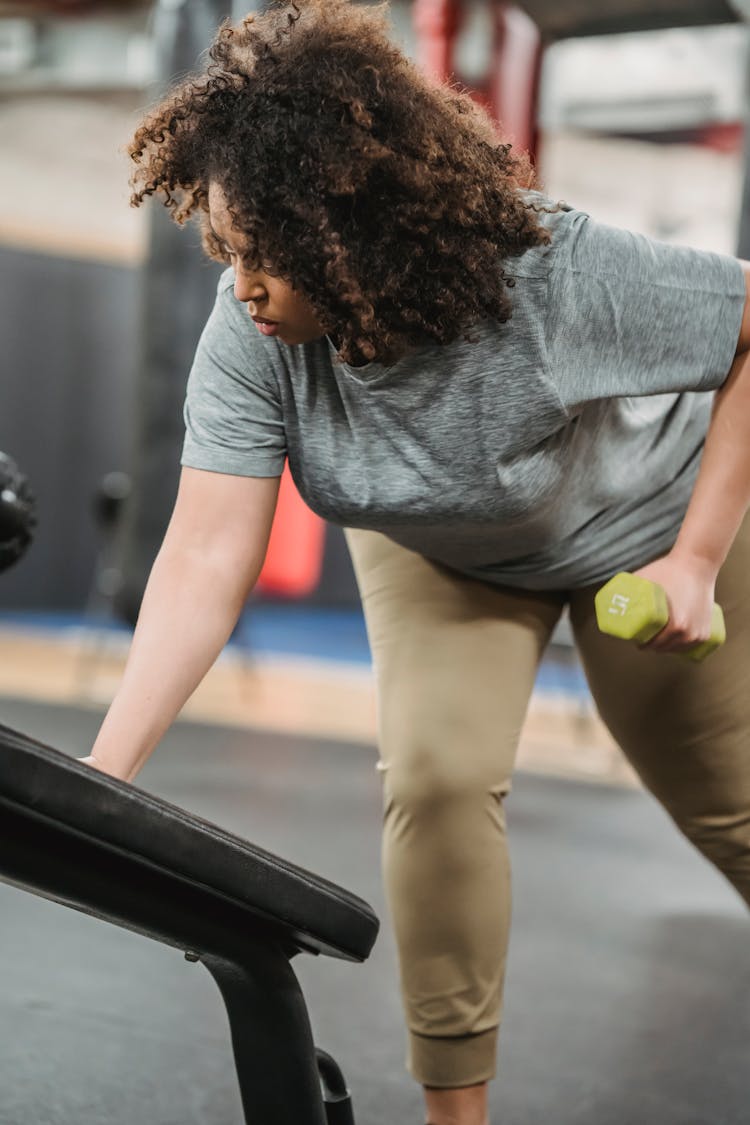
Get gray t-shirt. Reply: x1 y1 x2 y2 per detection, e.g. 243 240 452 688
181 198 746 590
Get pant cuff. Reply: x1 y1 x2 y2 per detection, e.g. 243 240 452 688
407 1026 499 1088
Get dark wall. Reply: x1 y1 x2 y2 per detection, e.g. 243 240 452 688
0 245 139 611
0 244 359 612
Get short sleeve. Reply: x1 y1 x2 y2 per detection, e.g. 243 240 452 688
544 212 746 412
181 272 287 477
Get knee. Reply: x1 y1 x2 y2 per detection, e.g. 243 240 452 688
374 650 519 812
378 705 512 812
385 754 501 814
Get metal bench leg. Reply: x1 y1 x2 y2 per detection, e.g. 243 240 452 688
199 944 329 1125
316 1048 356 1125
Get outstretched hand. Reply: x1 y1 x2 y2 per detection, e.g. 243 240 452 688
633 552 718 654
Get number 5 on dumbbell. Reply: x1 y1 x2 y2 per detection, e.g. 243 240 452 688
594 572 726 663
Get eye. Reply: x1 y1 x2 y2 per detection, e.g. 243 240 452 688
210 240 232 264
257 260 286 279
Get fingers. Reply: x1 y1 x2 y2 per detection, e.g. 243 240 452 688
640 620 712 653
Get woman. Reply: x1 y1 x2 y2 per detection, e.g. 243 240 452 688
82 3 750 1123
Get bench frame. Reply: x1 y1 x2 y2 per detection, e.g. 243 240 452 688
2 796 356 1124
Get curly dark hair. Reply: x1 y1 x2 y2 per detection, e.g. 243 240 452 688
129 0 551 366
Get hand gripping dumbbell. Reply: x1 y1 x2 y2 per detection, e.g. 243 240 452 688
594 572 726 663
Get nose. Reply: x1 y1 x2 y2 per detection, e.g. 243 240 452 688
233 265 266 307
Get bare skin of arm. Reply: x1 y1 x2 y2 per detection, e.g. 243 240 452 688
79 467 280 782
637 259 750 652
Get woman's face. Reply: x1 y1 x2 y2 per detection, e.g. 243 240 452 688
207 182 326 346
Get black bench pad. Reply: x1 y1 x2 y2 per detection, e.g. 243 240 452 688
0 723 379 963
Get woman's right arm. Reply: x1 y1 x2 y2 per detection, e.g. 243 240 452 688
80 466 280 783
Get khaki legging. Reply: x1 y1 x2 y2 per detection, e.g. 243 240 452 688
345 516 750 1089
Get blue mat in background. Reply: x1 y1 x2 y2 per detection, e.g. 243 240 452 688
0 605 592 701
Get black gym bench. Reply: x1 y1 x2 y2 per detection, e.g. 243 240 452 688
0 723 379 1124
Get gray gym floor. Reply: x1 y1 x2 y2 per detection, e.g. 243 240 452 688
0 697 747 1125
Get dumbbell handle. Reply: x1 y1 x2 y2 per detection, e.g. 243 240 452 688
594 572 726 663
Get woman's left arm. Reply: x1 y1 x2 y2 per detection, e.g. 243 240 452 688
636 259 750 652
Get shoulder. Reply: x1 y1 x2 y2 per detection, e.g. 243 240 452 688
189 268 288 397
533 203 743 298
509 190 588 280
514 192 670 279
217 265 235 294
213 267 250 332
207 268 280 367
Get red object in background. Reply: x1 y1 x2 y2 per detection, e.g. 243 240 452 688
489 3 542 160
413 0 543 164
413 0 462 85
256 463 326 598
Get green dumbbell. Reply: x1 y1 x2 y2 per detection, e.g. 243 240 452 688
594 572 726 663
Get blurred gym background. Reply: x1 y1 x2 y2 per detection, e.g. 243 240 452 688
1 0 749 781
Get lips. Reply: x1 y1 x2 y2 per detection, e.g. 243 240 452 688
252 316 281 337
